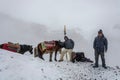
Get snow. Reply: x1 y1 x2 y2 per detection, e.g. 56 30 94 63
0 49 120 80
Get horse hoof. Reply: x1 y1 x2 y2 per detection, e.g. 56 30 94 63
40 57 45 61
58 60 63 62
49 60 52 62
34 55 38 57
55 59 57 62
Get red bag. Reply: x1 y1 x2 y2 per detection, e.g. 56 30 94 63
2 43 17 52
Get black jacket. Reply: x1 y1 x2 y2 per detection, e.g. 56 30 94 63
93 35 108 52
64 39 74 49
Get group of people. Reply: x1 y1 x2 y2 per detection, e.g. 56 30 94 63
58 29 108 69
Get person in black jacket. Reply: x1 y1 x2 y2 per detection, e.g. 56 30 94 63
59 36 74 62
71 52 93 63
93 29 108 69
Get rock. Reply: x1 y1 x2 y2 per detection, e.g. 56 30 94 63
0 69 2 72
11 56 14 58
116 66 120 69
69 69 71 71
57 66 60 68
99 76 102 78
59 78 62 80
41 68 44 73
84 74 87 77
44 76 47 78
115 73 118 76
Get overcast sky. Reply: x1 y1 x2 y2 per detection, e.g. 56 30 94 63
0 0 120 45
0 0 120 31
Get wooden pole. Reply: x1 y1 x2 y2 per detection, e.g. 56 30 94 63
64 25 66 36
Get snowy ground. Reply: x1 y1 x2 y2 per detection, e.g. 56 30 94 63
0 49 120 80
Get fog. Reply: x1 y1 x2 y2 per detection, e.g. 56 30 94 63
0 0 120 66
0 0 120 31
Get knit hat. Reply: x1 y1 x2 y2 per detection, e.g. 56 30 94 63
98 29 103 34
64 36 68 39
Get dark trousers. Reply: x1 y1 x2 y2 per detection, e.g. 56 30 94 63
94 50 106 66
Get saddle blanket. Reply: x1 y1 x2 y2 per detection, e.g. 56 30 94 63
41 41 56 51
1 43 18 52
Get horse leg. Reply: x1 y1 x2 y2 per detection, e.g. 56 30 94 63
29 46 33 54
38 45 44 60
49 52 53 62
54 50 58 61
39 53 44 60
38 51 44 60
34 47 37 57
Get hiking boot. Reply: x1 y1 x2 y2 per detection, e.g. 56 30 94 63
71 60 75 63
93 65 99 68
102 66 107 69
58 60 63 62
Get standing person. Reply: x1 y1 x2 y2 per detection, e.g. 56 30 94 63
93 29 108 69
59 36 74 62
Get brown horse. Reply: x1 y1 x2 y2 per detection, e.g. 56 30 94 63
34 40 64 61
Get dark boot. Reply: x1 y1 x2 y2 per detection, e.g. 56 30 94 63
93 65 99 68
102 65 107 69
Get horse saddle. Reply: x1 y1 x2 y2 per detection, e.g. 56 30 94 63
41 41 56 51
2 43 19 52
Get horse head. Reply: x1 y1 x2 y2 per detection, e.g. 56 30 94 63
0 44 4 49
56 40 64 48
19 45 33 54
28 45 33 54
0 44 3 48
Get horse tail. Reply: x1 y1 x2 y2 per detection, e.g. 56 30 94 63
37 44 44 60
0 44 3 48
34 47 37 57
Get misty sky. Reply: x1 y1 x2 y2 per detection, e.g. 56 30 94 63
0 0 120 32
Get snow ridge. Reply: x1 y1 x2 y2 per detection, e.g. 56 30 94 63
0 50 120 80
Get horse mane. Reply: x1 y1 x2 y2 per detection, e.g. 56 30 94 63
54 40 64 48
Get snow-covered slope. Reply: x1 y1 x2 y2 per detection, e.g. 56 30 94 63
0 49 120 80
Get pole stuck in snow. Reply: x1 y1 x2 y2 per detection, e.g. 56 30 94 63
64 25 66 36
